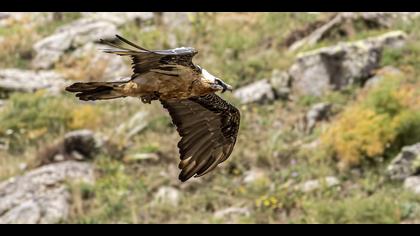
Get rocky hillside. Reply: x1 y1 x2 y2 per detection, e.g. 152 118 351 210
0 12 420 224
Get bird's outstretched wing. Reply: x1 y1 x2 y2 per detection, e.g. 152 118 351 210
161 93 241 182
100 35 200 77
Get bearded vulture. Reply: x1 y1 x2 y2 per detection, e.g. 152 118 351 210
66 35 240 182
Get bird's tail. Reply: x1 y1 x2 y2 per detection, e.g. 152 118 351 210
65 81 127 101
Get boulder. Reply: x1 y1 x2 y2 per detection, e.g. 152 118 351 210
387 143 420 181
62 130 102 158
123 153 159 163
115 111 150 143
36 130 103 166
54 18 118 46
214 207 250 219
0 161 94 224
404 176 420 195
289 31 407 97
288 13 418 52
0 69 67 95
152 186 181 207
233 79 276 104
32 18 118 69
69 43 131 81
296 176 339 193
305 102 332 133
243 169 269 185
269 70 291 100
364 66 403 89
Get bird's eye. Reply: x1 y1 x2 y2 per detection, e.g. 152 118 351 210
215 79 223 86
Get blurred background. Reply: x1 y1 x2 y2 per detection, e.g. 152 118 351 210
0 12 420 224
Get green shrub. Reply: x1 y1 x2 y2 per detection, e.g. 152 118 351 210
322 75 420 167
0 91 103 153
298 192 405 224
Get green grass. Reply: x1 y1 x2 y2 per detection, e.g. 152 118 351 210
295 188 420 224
0 13 82 69
1 12 420 224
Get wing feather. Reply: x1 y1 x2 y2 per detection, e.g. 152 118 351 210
161 93 240 182
100 35 200 77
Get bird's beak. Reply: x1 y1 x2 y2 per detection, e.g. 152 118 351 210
222 83 233 93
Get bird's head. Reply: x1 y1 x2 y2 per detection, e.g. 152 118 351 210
200 67 233 93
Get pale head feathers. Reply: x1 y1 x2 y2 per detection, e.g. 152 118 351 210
199 66 233 93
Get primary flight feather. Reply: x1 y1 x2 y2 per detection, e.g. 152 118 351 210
66 35 240 182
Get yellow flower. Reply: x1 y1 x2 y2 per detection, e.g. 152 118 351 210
270 197 278 205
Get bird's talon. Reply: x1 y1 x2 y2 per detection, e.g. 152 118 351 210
140 93 160 104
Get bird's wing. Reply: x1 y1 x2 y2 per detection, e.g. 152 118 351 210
100 35 200 77
161 93 241 182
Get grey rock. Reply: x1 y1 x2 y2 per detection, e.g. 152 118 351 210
63 130 102 158
0 69 67 95
124 153 159 163
0 161 94 224
306 102 332 133
404 176 420 195
55 18 117 46
234 79 276 104
387 143 420 181
0 199 42 224
289 31 407 97
364 76 383 89
214 207 250 219
269 70 291 100
18 163 28 171
37 129 104 166
296 176 340 193
364 66 403 89
152 186 181 206
32 33 73 70
70 43 131 81
289 13 416 52
288 13 343 52
243 169 268 185
32 18 118 69
116 111 150 143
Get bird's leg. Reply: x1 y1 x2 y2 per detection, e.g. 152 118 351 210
140 92 160 104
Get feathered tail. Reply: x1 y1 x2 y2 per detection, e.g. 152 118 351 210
65 81 126 101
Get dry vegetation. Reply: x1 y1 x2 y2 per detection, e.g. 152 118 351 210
1 13 420 223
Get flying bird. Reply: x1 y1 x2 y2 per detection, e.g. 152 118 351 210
66 35 240 182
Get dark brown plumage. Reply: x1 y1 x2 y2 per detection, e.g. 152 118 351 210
100 35 201 77
65 35 240 182
161 94 240 182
